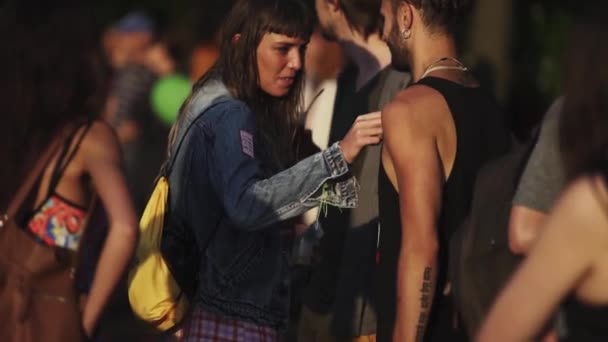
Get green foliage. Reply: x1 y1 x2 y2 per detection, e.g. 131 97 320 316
528 2 573 98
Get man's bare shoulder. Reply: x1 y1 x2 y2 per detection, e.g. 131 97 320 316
382 84 444 128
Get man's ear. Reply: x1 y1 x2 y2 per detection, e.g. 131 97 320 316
232 33 241 44
397 2 413 32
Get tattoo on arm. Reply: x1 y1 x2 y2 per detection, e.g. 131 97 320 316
415 267 434 342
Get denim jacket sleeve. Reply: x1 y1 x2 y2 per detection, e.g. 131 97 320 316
205 100 358 231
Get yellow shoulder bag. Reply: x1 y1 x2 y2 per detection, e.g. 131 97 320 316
127 176 188 332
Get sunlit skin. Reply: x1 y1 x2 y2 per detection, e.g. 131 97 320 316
478 176 608 342
376 1 479 341
256 32 307 97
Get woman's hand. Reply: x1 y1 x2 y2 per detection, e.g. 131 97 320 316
339 111 383 164
79 294 95 339
81 314 96 340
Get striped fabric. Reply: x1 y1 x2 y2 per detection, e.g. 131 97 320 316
110 64 156 127
183 307 279 342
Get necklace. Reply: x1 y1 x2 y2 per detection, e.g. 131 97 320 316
420 57 468 79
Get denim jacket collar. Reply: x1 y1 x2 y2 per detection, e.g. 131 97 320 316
169 79 232 163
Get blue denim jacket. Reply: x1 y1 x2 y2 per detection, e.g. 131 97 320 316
166 80 358 328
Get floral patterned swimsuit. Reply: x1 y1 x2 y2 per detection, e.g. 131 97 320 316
26 123 92 251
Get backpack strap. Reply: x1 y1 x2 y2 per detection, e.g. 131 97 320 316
165 121 200 177
160 98 230 179
1 134 65 227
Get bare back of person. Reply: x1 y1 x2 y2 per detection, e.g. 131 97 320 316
555 175 608 305
477 174 608 342
25 120 137 336
32 123 95 212
30 121 130 221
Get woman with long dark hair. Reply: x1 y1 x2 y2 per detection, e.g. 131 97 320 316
0 2 138 340
478 3 608 341
164 0 383 340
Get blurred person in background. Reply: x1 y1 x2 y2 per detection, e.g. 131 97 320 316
509 97 565 255
301 28 345 152
287 26 345 342
0 1 138 340
103 10 156 73
507 97 566 342
103 11 177 213
189 4 224 82
298 0 410 341
478 3 608 341
190 36 219 82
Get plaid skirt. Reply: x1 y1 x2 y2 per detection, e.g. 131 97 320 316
183 307 279 342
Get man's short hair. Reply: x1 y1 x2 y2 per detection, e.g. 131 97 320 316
392 0 474 31
340 0 383 37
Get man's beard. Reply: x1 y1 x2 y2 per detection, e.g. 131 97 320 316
319 22 339 42
386 25 410 72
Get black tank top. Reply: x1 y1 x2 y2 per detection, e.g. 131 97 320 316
561 297 608 341
376 77 511 341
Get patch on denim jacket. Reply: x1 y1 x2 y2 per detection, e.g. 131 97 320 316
240 130 254 158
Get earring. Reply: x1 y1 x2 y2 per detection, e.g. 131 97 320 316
401 29 411 40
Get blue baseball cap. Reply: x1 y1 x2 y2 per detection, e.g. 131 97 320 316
111 10 155 33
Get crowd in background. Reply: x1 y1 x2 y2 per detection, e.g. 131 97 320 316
1 0 607 341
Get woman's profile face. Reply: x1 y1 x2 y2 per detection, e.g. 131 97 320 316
256 32 307 97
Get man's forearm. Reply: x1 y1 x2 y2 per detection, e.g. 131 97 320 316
394 250 438 342
415 265 436 341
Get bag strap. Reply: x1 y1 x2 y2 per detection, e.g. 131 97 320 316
168 118 203 175
160 90 232 179
2 133 63 224
47 121 94 198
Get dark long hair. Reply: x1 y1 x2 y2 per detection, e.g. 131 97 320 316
0 1 106 208
172 0 313 167
559 3 608 182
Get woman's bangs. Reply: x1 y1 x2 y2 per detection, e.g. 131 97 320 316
262 3 313 40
